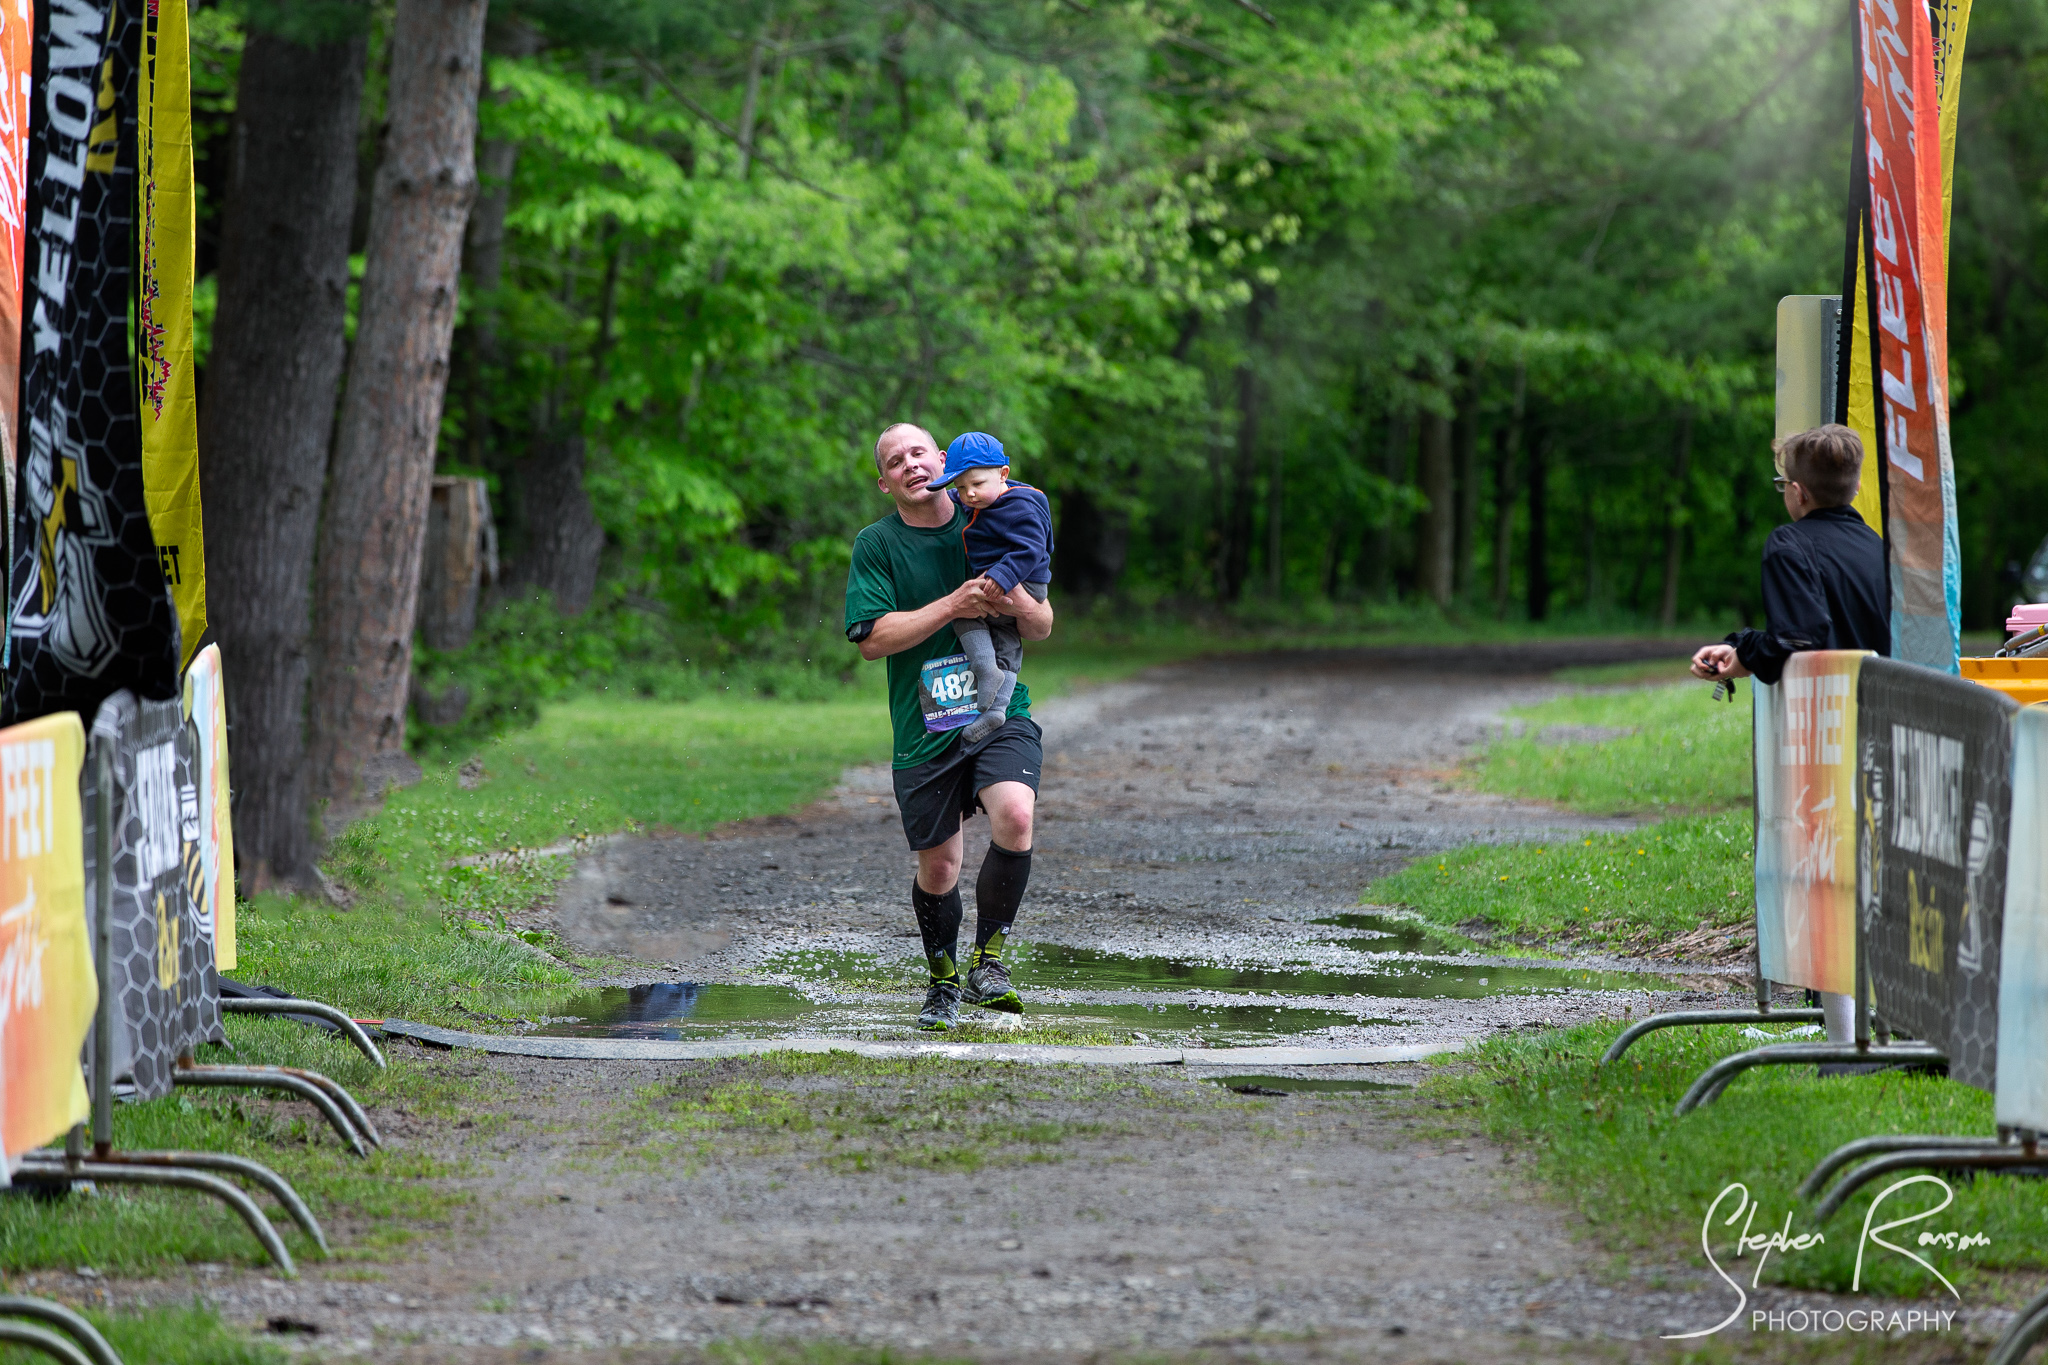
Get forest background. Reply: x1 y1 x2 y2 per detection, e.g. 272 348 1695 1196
192 0 2048 885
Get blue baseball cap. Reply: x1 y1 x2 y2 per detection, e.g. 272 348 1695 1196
930 432 1008 489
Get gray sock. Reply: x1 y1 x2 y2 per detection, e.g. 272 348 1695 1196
959 672 1015 747
957 625 1003 713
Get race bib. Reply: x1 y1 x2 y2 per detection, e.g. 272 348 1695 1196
918 653 979 733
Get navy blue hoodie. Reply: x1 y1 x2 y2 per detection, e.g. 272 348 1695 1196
956 482 1054 592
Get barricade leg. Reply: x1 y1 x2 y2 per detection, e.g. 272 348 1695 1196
1987 1285 2048 1365
218 996 387 1069
1600 1007 1825 1064
0 1296 125 1365
171 1063 369 1155
0 1320 96 1365
1674 1041 1945 1116
29 1149 327 1253
1811 1144 2048 1224
1797 1134 2012 1199
12 1160 295 1275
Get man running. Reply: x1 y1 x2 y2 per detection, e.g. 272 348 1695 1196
844 422 1054 1030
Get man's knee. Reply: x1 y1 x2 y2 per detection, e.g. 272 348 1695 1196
917 840 964 893
981 781 1036 850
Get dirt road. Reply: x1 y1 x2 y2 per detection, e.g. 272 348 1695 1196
108 642 1957 1361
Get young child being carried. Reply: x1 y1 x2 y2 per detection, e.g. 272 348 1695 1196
930 431 1053 748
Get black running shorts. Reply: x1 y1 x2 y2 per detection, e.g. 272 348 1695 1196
891 717 1043 852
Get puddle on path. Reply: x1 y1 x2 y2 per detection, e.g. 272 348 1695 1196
1207 1074 1410 1095
532 932 1682 1044
1006 940 1678 1001
533 982 1369 1044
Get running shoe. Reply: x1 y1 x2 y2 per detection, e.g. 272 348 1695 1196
917 980 964 1031
964 957 1023 1014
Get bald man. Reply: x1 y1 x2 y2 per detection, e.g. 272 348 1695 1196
844 423 1056 1030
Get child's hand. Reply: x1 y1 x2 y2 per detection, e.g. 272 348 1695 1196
945 577 1002 620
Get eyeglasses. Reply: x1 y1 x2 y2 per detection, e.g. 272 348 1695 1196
1772 476 1792 492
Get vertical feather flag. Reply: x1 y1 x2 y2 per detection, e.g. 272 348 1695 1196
136 0 202 666
5 0 179 724
0 1 28 545
1838 0 1968 674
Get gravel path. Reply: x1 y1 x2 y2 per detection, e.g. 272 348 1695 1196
90 641 1995 1361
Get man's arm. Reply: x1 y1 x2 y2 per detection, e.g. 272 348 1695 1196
856 579 998 662
994 581 1054 641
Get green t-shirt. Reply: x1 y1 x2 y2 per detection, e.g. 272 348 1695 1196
845 505 1032 768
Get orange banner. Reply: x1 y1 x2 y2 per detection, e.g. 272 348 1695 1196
1753 652 1866 996
0 711 94 1165
1857 0 1960 671
0 0 27 536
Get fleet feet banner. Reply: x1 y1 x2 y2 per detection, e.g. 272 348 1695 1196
6 0 180 724
83 689 217 1103
181 643 231 969
136 0 203 666
1753 651 1866 997
1841 0 1965 673
0 710 93 1165
0 0 30 540
1996 704 2048 1133
1857 658 2015 1091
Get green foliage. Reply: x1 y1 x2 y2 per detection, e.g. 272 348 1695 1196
1432 1022 2048 1299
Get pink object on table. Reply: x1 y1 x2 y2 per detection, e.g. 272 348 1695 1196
2009 604 2048 635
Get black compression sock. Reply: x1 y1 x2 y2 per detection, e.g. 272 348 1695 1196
971 843 1033 964
912 881 963 982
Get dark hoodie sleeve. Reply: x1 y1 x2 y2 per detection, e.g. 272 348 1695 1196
975 492 1054 593
1727 526 1831 686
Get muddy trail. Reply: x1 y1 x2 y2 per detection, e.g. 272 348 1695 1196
108 641 1945 1362
534 638 1736 1049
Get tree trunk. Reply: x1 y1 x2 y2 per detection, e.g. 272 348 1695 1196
197 21 368 892
1416 408 1453 607
308 0 487 811
1451 374 1479 600
1218 288 1267 602
1051 487 1127 600
1492 363 1525 613
1582 472 1598 609
504 233 617 615
459 14 541 469
1361 405 1409 600
1526 434 1550 621
508 435 603 615
1658 411 1695 628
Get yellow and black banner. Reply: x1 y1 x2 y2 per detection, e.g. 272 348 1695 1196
6 0 181 723
137 0 203 666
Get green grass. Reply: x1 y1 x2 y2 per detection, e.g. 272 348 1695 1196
1366 676 1753 949
0 1015 494 1277
1471 679 1751 816
1427 1021 2048 1303
0 1304 285 1365
239 694 894 1024
1368 813 1753 949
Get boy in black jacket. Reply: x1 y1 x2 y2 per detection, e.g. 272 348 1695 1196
1691 422 1887 1044
930 432 1054 747
1692 423 1888 686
